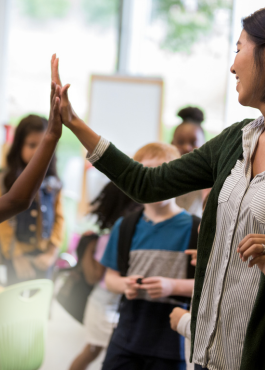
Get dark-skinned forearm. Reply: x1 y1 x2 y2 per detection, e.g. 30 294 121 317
0 135 58 221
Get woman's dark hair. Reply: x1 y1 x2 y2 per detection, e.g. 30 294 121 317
177 106 204 125
4 114 58 192
90 182 142 231
243 8 265 102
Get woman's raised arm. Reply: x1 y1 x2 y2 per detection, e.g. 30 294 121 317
0 83 62 223
52 55 215 203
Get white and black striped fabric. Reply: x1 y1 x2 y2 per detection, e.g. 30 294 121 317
193 116 265 370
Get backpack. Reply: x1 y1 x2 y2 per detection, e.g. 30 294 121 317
117 209 200 306
56 233 99 323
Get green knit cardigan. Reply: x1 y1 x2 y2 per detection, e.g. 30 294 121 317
94 118 265 370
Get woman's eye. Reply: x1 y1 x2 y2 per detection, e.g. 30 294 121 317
234 50 240 54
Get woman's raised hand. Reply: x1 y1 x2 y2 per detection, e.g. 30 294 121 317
51 54 77 127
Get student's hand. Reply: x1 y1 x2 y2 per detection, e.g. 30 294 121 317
51 54 77 127
140 276 174 299
124 275 143 300
46 82 62 141
237 234 265 274
12 255 36 279
185 249 197 266
169 307 189 331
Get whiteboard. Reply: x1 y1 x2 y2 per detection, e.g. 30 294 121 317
88 74 163 156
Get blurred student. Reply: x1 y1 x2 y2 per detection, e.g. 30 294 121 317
0 82 61 227
100 143 199 370
0 114 64 285
69 182 141 370
171 106 206 217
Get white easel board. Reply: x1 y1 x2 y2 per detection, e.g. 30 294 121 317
88 74 164 156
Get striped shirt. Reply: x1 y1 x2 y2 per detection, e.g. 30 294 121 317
193 116 264 370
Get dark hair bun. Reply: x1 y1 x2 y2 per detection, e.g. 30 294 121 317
177 106 204 125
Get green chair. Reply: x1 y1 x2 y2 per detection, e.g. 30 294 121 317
0 279 53 370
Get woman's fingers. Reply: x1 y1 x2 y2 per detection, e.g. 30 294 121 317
248 255 265 268
237 234 265 260
61 84 71 102
241 244 264 261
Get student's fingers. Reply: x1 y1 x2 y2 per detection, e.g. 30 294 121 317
51 54 62 86
140 282 160 290
54 96 61 117
141 277 160 284
50 81 56 105
185 249 197 256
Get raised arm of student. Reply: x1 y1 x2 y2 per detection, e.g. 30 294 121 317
51 55 218 204
0 83 62 223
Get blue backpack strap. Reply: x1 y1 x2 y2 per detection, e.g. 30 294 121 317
117 209 144 276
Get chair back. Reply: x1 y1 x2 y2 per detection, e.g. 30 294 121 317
0 279 53 370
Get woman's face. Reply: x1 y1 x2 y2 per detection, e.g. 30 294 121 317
172 123 205 155
21 131 45 164
230 29 262 108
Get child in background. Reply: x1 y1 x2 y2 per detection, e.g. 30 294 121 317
0 114 64 285
69 182 141 370
170 194 209 370
0 82 61 224
171 106 206 218
100 143 199 370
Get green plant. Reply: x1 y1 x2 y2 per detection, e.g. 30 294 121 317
81 0 120 27
152 0 233 52
17 0 71 20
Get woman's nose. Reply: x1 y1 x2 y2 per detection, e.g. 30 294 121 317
230 64 236 74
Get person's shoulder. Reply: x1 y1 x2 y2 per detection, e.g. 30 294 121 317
171 210 193 223
226 118 254 133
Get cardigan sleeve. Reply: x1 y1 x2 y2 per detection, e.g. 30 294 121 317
92 126 234 204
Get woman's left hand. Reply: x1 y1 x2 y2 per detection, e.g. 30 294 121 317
237 234 265 274
169 307 189 331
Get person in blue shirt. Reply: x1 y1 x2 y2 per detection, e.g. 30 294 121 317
100 142 197 370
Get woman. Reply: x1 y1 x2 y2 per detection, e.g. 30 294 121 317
51 8 265 370
0 115 64 285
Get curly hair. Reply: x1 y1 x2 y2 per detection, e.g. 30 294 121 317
177 106 204 125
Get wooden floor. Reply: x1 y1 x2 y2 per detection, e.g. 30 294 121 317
40 300 106 370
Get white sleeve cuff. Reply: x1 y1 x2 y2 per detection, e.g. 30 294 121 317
86 137 110 165
176 312 191 340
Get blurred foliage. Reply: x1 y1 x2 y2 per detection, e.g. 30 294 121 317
152 0 233 52
17 0 71 20
81 0 120 27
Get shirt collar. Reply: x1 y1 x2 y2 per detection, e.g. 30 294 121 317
242 116 265 160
